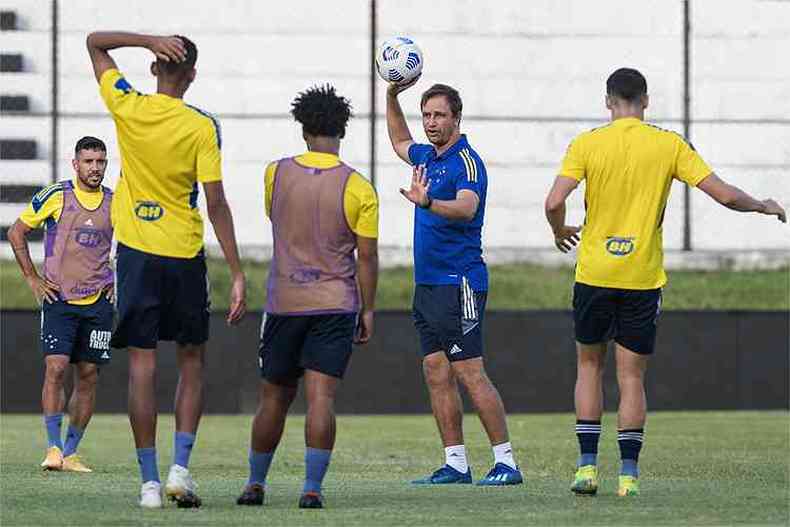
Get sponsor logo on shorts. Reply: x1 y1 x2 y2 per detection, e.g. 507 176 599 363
449 344 463 355
605 237 635 256
75 228 103 248
135 201 164 222
89 330 111 351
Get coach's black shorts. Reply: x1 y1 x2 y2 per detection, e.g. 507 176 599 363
573 282 662 355
41 297 113 365
258 313 357 385
111 243 209 349
413 283 487 362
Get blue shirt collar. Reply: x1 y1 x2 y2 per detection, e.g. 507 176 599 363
433 134 468 161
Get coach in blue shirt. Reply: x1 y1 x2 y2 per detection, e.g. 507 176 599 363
386 81 523 486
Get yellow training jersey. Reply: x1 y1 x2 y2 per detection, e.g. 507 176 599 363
99 68 222 258
264 152 379 239
560 117 712 289
19 181 106 305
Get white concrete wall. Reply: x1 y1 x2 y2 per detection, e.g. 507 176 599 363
2 0 788 256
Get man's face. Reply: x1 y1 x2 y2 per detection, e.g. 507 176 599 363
72 148 107 190
422 95 459 147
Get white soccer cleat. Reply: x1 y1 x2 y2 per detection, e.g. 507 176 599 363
165 464 202 508
139 480 163 508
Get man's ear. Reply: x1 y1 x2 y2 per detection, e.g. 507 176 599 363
605 95 613 110
187 68 196 83
150 61 159 77
641 93 649 110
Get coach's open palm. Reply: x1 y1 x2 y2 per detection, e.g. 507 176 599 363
226 273 247 325
400 165 431 208
387 74 421 97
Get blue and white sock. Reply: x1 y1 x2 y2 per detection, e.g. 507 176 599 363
576 420 601 467
618 428 644 477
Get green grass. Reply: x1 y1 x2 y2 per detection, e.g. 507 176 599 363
1 412 788 525
1 259 788 310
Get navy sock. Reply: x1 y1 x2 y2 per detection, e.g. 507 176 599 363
44 413 64 450
137 447 160 483
576 419 601 467
618 428 644 477
248 449 274 485
303 447 332 494
173 431 196 469
63 425 85 457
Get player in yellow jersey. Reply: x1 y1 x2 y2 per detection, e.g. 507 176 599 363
8 137 114 474
544 68 786 497
87 31 247 508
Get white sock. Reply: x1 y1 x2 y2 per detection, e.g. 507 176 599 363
444 445 468 473
493 441 517 469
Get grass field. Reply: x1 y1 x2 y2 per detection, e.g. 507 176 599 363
1 259 788 310
1 412 788 526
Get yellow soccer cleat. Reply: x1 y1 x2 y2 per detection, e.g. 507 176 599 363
570 465 598 495
62 454 93 473
40 446 63 471
617 475 640 496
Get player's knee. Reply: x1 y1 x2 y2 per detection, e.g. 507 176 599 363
77 368 99 391
45 360 68 383
422 355 452 388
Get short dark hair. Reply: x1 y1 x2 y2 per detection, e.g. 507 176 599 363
420 84 463 117
606 68 647 102
74 136 106 157
290 84 353 138
157 35 198 76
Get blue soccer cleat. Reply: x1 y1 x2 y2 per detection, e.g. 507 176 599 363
411 465 473 485
476 463 524 486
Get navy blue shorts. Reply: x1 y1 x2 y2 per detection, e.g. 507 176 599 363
258 313 356 385
41 297 113 364
413 283 487 362
573 282 662 355
111 243 210 349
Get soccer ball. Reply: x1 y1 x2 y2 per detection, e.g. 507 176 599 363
376 37 423 85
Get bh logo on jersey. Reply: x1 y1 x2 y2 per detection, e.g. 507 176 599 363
75 228 103 248
606 237 635 256
89 330 111 352
135 201 164 222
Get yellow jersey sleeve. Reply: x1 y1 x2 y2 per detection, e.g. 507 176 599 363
559 136 587 181
674 137 713 187
344 172 379 239
196 118 223 183
99 68 142 116
19 184 64 228
264 161 278 218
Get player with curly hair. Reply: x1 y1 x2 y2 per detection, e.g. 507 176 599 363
236 85 379 510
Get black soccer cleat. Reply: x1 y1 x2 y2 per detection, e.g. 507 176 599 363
236 483 265 506
173 490 202 509
298 492 323 509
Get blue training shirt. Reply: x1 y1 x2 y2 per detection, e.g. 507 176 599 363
408 134 488 291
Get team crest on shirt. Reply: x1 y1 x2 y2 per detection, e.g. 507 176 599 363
135 201 164 222
606 237 635 256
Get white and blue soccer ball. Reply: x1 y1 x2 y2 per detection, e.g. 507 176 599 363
376 36 423 85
